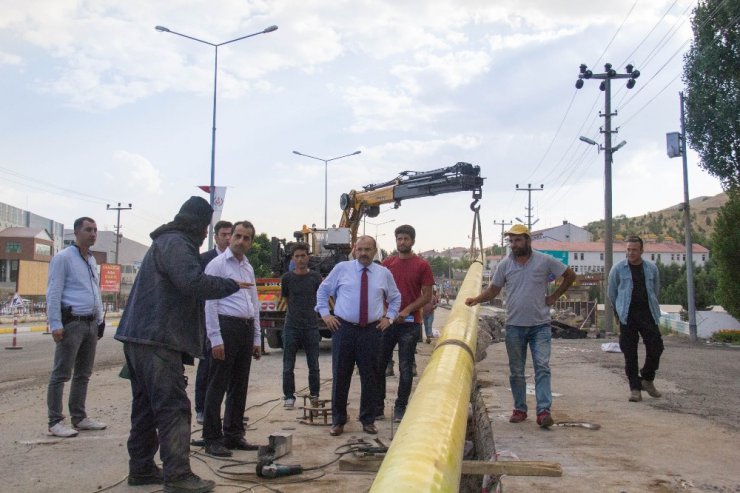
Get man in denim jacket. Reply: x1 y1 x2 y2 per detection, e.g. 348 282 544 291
608 235 664 402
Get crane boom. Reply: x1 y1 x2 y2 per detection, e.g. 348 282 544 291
339 161 483 243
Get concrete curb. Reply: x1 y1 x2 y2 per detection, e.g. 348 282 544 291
0 322 119 335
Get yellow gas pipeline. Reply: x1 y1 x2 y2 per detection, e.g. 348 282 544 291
370 260 483 492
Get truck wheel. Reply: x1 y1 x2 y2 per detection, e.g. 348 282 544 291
265 328 283 349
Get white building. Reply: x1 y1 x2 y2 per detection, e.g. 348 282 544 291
530 221 592 243
532 240 710 274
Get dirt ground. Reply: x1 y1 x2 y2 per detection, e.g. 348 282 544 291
0 308 739 492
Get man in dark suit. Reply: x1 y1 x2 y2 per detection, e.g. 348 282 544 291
194 221 233 424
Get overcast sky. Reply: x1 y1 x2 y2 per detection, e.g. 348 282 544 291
0 0 724 253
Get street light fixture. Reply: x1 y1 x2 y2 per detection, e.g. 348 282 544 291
364 219 395 240
292 150 362 229
155 23 278 249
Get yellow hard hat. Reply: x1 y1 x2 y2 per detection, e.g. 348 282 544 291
504 224 530 236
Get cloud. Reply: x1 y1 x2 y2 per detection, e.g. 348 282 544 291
342 84 451 132
111 151 163 194
392 49 491 94
0 51 22 66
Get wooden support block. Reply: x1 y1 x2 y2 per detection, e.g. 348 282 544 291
338 458 562 477
339 457 383 472
461 460 562 477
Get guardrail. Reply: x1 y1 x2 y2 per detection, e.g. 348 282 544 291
370 260 483 492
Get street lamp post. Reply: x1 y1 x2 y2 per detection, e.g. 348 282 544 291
365 219 396 241
292 150 362 229
155 24 278 249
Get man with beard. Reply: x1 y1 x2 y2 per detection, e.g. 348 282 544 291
377 224 434 423
466 224 575 428
115 197 251 493
316 235 401 437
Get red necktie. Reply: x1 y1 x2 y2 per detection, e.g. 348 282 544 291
359 267 368 327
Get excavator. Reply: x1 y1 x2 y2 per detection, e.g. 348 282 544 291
259 161 484 348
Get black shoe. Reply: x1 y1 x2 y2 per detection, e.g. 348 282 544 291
164 473 215 493
128 465 163 486
393 408 405 423
205 442 233 457
224 437 259 451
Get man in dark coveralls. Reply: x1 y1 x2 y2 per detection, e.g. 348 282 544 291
115 197 250 493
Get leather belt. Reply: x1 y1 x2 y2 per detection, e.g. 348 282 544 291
219 314 254 324
70 314 95 322
337 317 379 328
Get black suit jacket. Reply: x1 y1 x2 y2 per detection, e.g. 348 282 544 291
200 248 219 271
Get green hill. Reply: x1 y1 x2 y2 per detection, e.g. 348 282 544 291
584 192 728 248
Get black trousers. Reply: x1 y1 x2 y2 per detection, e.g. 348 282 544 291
619 320 664 390
194 338 211 414
331 319 381 426
202 316 254 443
124 343 191 482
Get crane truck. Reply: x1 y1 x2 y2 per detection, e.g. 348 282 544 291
258 161 484 348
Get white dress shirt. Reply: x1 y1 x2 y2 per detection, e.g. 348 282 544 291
204 248 261 347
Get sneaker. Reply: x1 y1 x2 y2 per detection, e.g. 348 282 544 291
73 417 107 430
393 408 405 423
641 380 662 398
128 465 164 486
164 473 215 493
48 422 78 437
536 411 554 428
425 337 432 344
283 397 295 409
309 395 320 408
629 389 642 402
509 410 527 423
196 412 204 425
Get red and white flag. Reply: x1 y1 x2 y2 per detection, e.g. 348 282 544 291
197 186 227 226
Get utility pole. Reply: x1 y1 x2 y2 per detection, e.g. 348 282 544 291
106 203 133 265
576 62 640 336
515 184 543 231
493 219 513 252
666 92 697 342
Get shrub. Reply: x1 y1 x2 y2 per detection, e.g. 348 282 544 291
710 330 740 344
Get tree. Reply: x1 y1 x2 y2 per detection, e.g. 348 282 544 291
246 233 273 277
683 0 740 190
710 193 740 318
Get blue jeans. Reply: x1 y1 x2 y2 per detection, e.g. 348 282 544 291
282 326 321 399
505 323 552 414
423 313 434 338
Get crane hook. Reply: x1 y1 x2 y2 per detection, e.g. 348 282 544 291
470 198 480 212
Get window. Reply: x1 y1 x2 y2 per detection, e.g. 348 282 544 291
5 242 21 254
671 254 675 261
573 252 578 260
651 253 655 260
682 254 686 261
600 253 604 260
702 254 706 261
9 260 18 283
35 244 51 256
574 265 578 272
657 254 661 261
580 253 584 260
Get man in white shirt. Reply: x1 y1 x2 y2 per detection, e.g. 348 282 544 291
201 221 262 457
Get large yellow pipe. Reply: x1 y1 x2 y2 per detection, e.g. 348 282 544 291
371 260 483 492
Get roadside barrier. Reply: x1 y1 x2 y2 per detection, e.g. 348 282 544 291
370 259 483 492
5 315 23 350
